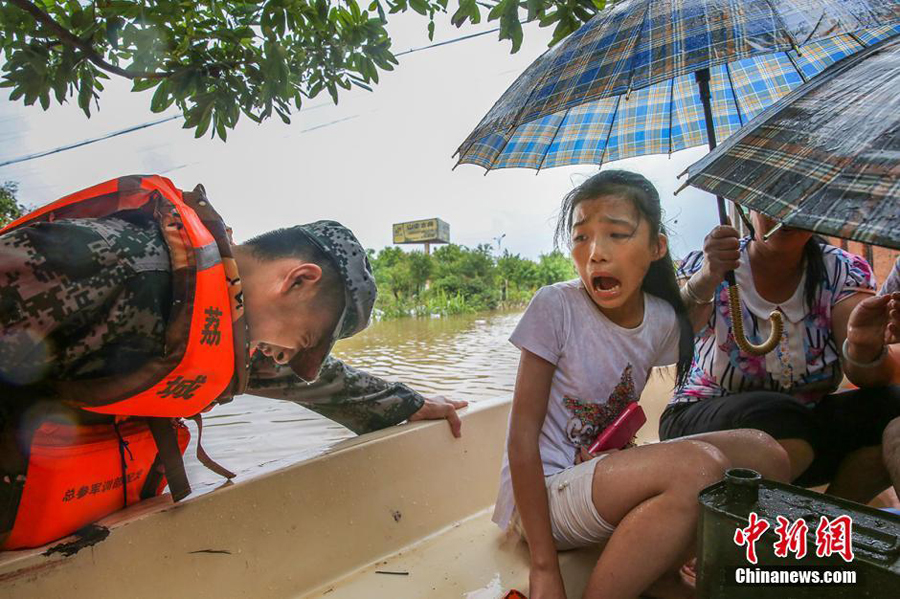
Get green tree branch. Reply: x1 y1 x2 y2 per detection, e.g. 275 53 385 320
0 0 611 139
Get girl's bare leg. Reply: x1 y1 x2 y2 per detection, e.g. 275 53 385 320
679 428 791 483
582 440 730 599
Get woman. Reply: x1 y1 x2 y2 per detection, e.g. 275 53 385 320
661 214 900 504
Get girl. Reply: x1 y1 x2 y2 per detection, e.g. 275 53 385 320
496 171 789 599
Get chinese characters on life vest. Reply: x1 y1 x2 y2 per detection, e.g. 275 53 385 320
733 512 854 564
61 470 146 502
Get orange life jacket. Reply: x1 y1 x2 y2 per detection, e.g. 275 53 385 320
1 175 241 549
2 418 190 550
0 174 236 417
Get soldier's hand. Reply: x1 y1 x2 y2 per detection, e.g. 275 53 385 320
408 395 469 438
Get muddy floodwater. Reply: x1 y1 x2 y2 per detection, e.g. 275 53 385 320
184 310 525 491
184 308 677 493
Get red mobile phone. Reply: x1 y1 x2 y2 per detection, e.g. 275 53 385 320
587 402 646 454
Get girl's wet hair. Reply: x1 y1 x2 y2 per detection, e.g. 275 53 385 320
554 169 694 389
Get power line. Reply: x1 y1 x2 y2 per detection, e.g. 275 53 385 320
0 114 181 168
395 27 501 57
0 25 511 168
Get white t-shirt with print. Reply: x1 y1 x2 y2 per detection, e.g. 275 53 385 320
492 279 681 531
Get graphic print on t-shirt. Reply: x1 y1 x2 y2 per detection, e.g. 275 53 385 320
563 364 637 448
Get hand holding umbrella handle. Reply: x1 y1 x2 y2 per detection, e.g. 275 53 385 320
727 284 783 355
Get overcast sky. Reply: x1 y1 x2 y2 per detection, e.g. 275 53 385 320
0 14 719 260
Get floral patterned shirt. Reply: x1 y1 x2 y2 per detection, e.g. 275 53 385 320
671 240 876 405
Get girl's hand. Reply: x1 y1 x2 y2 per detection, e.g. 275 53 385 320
529 565 567 599
575 446 619 464
846 292 900 362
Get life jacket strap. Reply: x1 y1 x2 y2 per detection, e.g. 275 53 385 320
147 418 192 502
189 415 236 481
112 420 132 507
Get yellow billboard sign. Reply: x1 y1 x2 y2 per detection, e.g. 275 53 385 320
392 218 450 244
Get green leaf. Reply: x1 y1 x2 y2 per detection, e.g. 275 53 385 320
132 78 161 92
216 115 228 141
106 17 123 49
573 6 594 23
409 0 429 16
150 80 171 112
52 77 68 104
488 0 506 21
77 73 93 117
195 102 214 137
70 9 92 31
427 20 435 40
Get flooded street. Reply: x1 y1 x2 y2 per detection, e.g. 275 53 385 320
184 310 526 491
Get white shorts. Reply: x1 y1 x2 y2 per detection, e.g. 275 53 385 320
513 456 617 551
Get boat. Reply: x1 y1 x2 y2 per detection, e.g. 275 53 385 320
0 390 606 598
3 373 895 597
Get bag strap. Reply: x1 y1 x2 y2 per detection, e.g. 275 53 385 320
147 417 192 502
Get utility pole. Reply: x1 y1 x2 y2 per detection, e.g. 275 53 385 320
493 233 506 255
494 233 507 302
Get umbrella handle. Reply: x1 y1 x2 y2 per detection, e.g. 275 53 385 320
728 284 783 356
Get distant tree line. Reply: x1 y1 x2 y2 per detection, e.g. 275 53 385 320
368 243 576 319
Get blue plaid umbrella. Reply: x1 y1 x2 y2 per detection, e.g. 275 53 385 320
456 0 900 172
455 0 900 355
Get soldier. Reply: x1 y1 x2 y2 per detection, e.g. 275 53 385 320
0 175 466 548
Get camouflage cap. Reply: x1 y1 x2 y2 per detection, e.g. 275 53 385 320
288 220 377 381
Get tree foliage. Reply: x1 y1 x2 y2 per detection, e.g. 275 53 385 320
0 0 608 139
0 181 27 227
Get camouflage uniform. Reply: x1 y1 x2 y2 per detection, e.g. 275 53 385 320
0 213 425 435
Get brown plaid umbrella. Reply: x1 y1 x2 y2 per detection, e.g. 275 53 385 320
684 34 900 251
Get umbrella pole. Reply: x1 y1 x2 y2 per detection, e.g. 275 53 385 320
694 68 782 356
694 68 732 270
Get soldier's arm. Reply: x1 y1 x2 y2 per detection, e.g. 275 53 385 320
246 354 425 434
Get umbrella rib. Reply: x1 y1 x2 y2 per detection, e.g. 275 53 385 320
761 0 802 54
598 94 622 167
783 50 809 84
621 0 655 97
847 31 869 50
535 107 570 174
666 77 675 156
723 62 746 127
476 0 623 151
